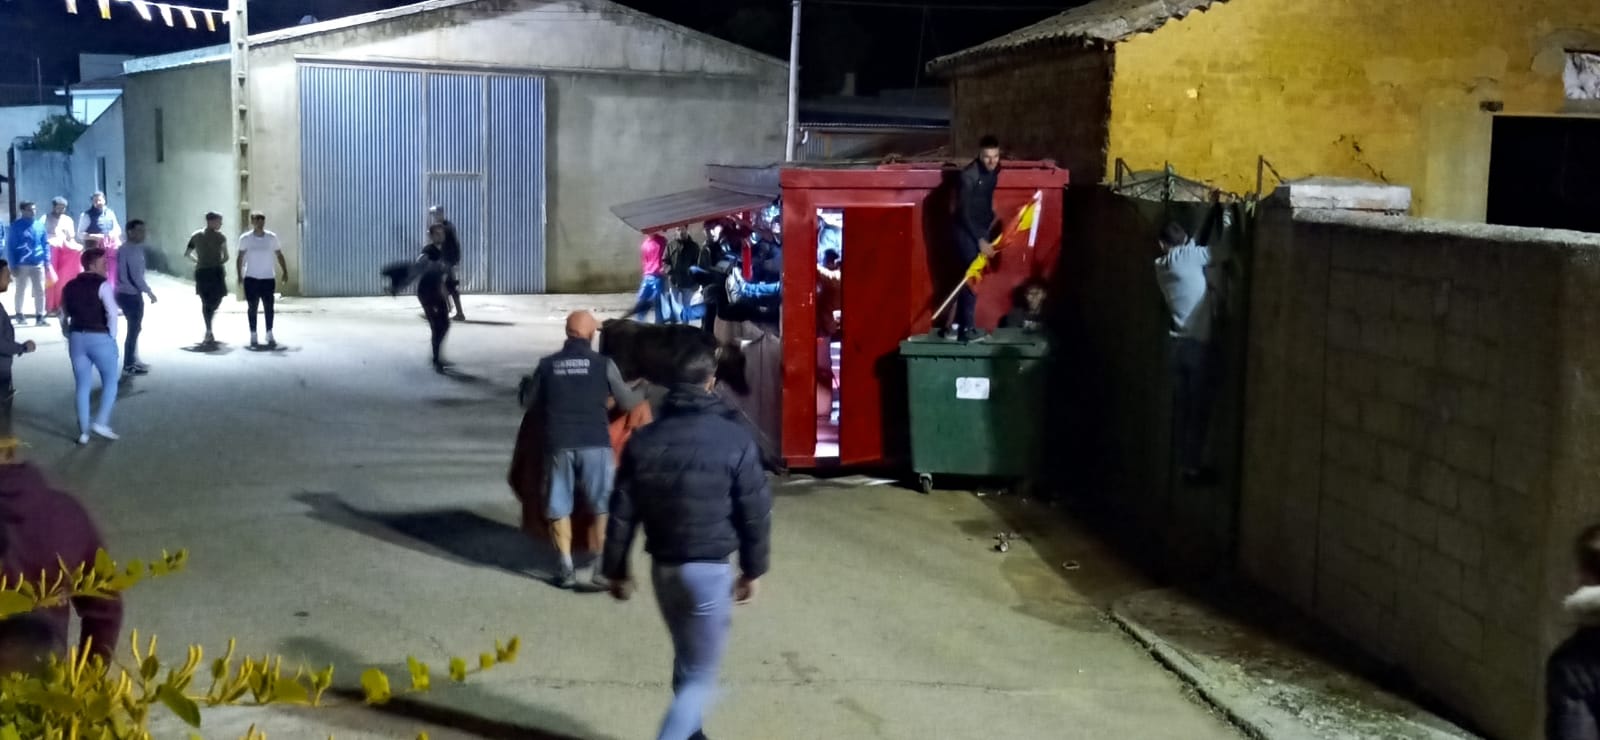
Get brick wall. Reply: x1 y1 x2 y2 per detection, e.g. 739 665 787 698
1241 206 1600 738
949 50 1112 184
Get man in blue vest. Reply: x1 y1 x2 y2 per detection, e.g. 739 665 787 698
520 311 644 589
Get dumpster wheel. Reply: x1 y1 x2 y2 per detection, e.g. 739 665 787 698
917 473 933 495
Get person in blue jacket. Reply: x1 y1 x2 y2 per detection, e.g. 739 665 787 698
7 202 53 326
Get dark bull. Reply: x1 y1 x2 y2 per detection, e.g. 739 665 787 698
598 319 784 474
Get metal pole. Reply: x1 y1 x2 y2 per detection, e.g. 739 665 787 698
912 6 929 89
785 0 801 162
230 0 251 229
34 58 43 105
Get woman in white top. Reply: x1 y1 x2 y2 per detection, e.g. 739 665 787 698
58 247 120 444
44 196 82 315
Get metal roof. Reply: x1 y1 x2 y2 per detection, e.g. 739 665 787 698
927 0 1227 74
125 0 784 76
611 187 778 234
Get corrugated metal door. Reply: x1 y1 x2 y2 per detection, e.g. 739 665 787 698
487 75 546 293
300 65 424 296
426 73 487 293
299 63 545 296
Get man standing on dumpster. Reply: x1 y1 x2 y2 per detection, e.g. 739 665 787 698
947 135 1001 342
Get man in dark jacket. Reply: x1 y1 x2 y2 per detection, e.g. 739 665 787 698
521 311 644 590
948 135 1001 342
0 453 123 661
602 333 772 740
428 206 466 321
1549 523 1600 739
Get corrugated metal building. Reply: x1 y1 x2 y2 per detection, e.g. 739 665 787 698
121 0 787 296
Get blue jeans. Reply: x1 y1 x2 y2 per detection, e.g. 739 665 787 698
652 561 734 740
631 275 676 323
115 292 144 366
68 332 119 433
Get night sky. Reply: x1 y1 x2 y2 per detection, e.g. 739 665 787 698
0 0 1083 100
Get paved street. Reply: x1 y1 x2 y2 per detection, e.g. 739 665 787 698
22 276 1239 739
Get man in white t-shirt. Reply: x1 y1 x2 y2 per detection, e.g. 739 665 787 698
1153 200 1230 486
236 212 288 348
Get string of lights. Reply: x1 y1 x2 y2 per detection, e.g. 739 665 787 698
64 0 228 31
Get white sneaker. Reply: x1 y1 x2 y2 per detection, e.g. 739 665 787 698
249 332 259 347
204 332 215 345
91 424 118 441
266 331 276 346
76 433 89 445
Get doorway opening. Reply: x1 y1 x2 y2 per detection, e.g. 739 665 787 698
1487 115 1600 233
815 207 842 460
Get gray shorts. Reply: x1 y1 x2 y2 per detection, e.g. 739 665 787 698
545 446 615 520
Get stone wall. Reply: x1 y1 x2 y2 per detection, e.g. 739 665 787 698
1241 204 1600 738
949 49 1111 184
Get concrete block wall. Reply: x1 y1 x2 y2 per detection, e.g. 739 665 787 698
1241 206 1600 738
950 50 1111 183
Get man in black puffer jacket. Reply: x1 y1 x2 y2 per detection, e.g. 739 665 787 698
602 332 772 740
1550 523 1600 740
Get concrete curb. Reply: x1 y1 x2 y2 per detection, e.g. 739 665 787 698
1110 605 1281 740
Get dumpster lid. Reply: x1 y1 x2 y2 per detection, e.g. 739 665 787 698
899 329 1050 358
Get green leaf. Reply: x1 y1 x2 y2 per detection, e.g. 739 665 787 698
0 724 22 740
360 668 392 705
211 657 229 681
157 684 202 728
406 656 430 692
498 637 521 663
0 591 34 618
141 655 162 681
448 657 467 682
94 548 116 578
274 676 311 705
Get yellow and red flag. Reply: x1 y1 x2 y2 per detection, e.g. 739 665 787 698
935 190 1047 321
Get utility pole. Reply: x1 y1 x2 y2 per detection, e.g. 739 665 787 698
785 0 801 162
229 0 252 231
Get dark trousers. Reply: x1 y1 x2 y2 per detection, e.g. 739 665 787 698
0 373 13 441
115 292 145 366
243 277 275 333
1172 338 1218 473
951 232 980 331
420 294 451 364
444 261 463 315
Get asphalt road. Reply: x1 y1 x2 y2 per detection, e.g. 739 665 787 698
16 276 1239 739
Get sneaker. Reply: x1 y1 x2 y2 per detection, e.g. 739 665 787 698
266 331 276 347
91 424 119 441
249 332 259 348
34 317 49 327
958 328 987 343
578 570 611 594
204 332 215 346
553 565 577 590
124 363 149 376
452 312 466 322
11 316 23 326
76 433 89 445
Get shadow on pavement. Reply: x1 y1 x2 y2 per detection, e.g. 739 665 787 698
295 492 555 578
280 635 605 740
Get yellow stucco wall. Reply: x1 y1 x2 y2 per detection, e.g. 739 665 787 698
1107 0 1600 219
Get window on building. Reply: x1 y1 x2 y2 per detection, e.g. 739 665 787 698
1568 51 1600 110
96 157 107 193
154 108 165 163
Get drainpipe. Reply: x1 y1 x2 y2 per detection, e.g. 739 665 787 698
785 0 801 162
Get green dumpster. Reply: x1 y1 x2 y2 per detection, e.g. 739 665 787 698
899 329 1051 494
